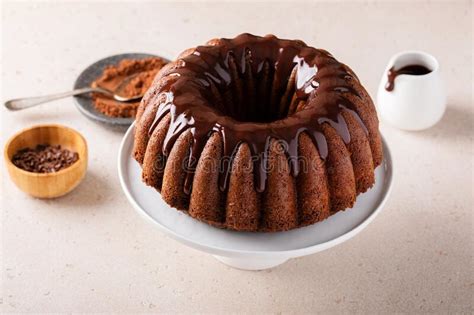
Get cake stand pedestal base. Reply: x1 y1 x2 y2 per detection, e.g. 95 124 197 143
213 255 289 270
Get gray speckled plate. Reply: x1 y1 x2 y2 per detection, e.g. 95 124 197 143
73 53 168 130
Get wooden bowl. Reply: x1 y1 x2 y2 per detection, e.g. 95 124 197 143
4 124 88 198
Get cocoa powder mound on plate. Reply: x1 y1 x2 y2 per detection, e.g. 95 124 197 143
91 57 167 118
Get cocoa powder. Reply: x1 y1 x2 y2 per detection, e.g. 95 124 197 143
91 57 167 118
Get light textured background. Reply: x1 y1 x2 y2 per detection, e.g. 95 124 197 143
1 1 472 313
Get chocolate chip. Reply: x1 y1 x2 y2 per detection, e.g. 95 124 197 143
11 144 79 173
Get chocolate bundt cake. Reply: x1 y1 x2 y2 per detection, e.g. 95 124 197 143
133 33 383 232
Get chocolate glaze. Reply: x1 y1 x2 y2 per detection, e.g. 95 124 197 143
147 33 368 194
385 64 431 91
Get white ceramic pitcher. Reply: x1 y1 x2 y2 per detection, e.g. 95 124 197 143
377 51 446 130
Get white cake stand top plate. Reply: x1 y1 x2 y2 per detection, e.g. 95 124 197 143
118 124 393 267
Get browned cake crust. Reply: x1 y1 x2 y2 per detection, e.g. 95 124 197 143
133 33 383 232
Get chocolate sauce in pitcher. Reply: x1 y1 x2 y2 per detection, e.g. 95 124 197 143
385 64 432 91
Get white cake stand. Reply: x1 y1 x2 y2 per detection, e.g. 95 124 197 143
118 124 393 270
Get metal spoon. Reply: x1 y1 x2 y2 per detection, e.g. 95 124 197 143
4 87 143 111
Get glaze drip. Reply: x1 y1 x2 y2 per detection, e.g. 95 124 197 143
147 33 368 194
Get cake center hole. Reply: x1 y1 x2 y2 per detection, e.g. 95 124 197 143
212 57 300 123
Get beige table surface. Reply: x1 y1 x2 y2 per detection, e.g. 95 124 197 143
1 1 472 313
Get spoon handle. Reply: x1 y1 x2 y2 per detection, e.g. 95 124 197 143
4 87 103 111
